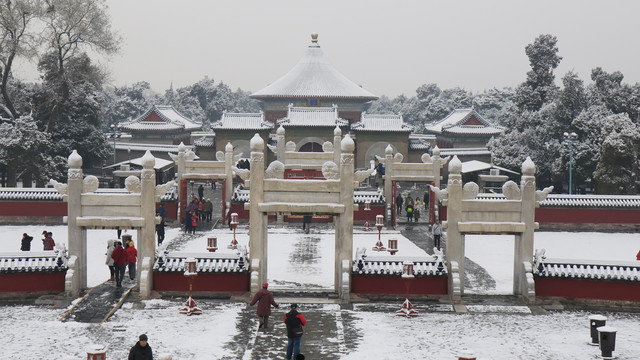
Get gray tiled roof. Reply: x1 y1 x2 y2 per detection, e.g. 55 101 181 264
535 258 640 281
426 108 504 136
352 113 413 132
153 252 248 273
120 105 201 132
0 252 68 273
211 112 273 130
277 106 348 127
353 259 447 276
251 36 378 100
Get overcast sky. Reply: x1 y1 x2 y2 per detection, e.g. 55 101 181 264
14 0 640 98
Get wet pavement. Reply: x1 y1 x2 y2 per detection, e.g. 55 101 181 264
61 279 136 323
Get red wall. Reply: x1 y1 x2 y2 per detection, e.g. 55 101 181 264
0 272 66 293
0 201 67 217
351 275 448 295
535 208 640 224
535 277 640 302
153 272 250 292
353 205 385 223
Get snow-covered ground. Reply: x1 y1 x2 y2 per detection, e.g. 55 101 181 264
1 225 640 359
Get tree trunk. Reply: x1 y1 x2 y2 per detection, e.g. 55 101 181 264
1 53 19 119
7 167 16 187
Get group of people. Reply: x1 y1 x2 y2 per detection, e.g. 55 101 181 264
396 191 430 223
250 282 306 360
184 196 213 234
106 238 138 287
20 230 55 251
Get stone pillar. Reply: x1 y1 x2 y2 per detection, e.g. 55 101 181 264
224 142 234 214
139 151 156 298
383 145 394 227
445 156 464 298
336 135 355 300
333 126 342 174
514 157 536 295
67 150 86 295
249 134 267 289
176 142 186 220
432 146 442 190
276 125 285 163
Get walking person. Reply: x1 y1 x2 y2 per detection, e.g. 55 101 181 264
284 303 306 360
204 198 213 223
42 232 55 251
105 240 116 281
249 282 279 329
424 190 430 210
396 193 403 215
20 233 33 251
414 207 420 223
190 211 198 234
128 334 152 360
183 211 193 234
405 202 414 223
433 220 442 250
156 217 165 245
636 249 640 260
198 184 204 201
302 215 312 234
126 241 138 281
157 204 167 221
111 241 127 287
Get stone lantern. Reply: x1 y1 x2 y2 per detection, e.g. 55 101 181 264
228 213 239 249
396 261 418 318
388 238 398 255
207 237 218 252
86 345 106 360
179 258 202 316
372 215 386 251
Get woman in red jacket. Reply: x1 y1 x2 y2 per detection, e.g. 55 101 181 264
126 241 138 281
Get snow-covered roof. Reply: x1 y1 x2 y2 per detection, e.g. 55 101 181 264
535 258 640 281
0 188 63 201
354 190 385 205
426 108 504 136
251 34 378 101
539 194 640 208
113 142 194 153
409 139 431 151
0 186 177 202
153 253 248 273
461 160 519 175
104 157 174 171
211 112 273 131
353 259 447 276
120 105 201 133
0 252 68 273
438 147 492 156
277 105 348 127
351 113 413 132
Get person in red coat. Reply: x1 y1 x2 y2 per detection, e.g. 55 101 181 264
284 303 307 360
111 241 128 287
637 249 640 261
249 282 278 329
126 241 138 281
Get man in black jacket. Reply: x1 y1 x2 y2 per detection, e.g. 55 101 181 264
128 334 152 360
284 304 307 360
20 233 33 251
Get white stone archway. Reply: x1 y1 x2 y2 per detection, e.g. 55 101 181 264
435 156 553 302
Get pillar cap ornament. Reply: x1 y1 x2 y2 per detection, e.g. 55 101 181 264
225 142 234 152
178 142 186 152
141 150 155 169
68 150 83 168
433 145 440 156
334 125 342 136
449 155 462 174
385 144 393 155
250 133 264 151
341 134 354 153
522 156 536 176
277 125 285 135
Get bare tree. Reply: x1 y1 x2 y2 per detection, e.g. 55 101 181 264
42 0 119 131
0 0 42 120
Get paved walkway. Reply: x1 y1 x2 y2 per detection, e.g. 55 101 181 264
60 279 136 323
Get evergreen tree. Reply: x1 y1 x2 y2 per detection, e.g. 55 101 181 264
515 34 562 112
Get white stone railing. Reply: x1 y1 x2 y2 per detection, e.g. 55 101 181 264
534 257 640 281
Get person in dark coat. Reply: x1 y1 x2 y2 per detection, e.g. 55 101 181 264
111 241 127 287
157 204 167 221
198 184 204 201
250 282 279 329
183 212 193 234
156 217 165 245
128 334 152 360
302 215 312 233
21 233 33 251
396 194 403 215
284 303 307 360
424 190 430 210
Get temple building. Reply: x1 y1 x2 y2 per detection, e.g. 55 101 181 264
425 108 504 149
119 104 202 145
250 33 378 124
